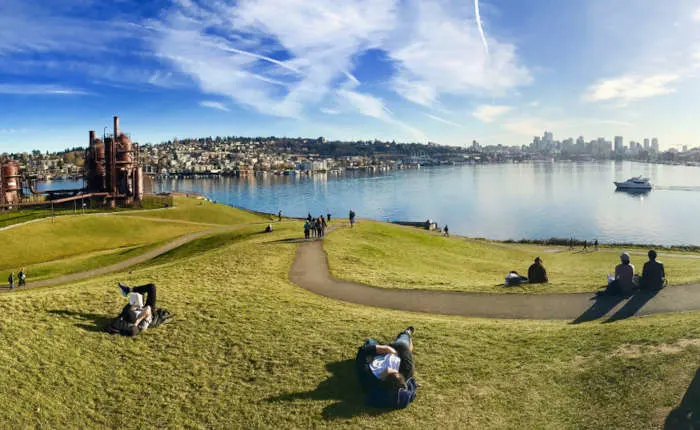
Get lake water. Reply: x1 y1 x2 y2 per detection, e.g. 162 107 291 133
147 161 700 246
41 161 700 245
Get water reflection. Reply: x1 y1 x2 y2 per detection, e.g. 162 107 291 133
40 161 700 245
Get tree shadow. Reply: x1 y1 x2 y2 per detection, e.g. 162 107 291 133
665 368 700 429
265 359 391 420
571 293 627 324
604 289 661 323
48 309 111 332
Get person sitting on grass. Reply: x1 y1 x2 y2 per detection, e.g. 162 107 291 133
527 257 548 284
265 224 273 233
604 252 635 296
640 249 665 290
355 326 418 409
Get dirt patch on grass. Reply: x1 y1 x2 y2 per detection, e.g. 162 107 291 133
613 339 700 358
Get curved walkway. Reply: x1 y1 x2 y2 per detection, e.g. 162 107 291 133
289 240 700 321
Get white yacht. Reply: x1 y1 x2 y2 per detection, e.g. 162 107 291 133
614 176 652 190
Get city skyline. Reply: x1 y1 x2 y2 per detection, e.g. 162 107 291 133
1 0 700 152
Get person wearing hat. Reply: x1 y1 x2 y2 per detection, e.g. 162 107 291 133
614 252 636 294
528 257 548 284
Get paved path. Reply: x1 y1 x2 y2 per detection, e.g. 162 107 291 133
289 240 700 321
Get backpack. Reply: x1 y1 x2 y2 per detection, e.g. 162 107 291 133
355 338 418 409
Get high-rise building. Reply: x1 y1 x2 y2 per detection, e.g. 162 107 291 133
614 136 624 153
651 138 659 153
644 138 650 150
543 131 553 144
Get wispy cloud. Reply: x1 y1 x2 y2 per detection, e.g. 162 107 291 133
473 105 512 123
474 0 489 55
338 89 425 140
152 0 530 120
426 113 461 127
0 84 89 95
199 101 230 112
584 74 680 104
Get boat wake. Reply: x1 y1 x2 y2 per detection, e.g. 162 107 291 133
654 185 700 192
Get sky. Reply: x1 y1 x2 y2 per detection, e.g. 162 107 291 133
1 0 700 152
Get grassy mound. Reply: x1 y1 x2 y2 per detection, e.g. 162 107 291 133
324 222 700 293
0 215 207 283
119 196 267 225
0 218 698 428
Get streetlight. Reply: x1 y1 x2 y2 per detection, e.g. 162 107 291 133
103 126 109 141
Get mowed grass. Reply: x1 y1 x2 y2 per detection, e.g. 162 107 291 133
121 196 268 225
324 221 700 293
0 215 207 283
1 221 700 428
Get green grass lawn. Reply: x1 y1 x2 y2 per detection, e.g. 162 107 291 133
0 215 207 284
0 215 699 428
324 221 700 294
120 196 268 225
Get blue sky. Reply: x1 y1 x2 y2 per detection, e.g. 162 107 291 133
1 0 700 152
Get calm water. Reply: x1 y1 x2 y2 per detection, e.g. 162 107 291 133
43 161 700 245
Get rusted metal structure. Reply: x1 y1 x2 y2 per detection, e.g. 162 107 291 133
96 116 143 207
0 161 22 206
1 115 143 210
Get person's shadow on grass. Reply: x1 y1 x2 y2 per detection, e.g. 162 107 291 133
48 309 111 333
665 367 700 429
265 359 390 420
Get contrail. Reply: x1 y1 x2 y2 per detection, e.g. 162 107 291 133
474 0 489 55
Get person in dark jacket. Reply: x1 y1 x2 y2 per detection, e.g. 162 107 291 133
527 257 548 284
641 249 665 290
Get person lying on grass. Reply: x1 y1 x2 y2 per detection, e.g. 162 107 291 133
355 326 418 409
106 282 171 336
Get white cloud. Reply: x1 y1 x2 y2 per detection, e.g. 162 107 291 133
693 7 700 21
153 0 530 119
0 84 89 95
320 107 341 115
584 74 681 103
473 105 512 123
199 101 230 111
337 89 425 140
426 113 461 127
388 2 531 107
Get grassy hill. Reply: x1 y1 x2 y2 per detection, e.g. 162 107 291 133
324 221 700 294
0 201 698 428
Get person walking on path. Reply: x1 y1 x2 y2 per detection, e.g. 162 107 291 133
304 220 311 240
594 239 599 251
443 225 449 237
18 268 26 287
278 210 282 222
327 212 331 223
321 215 327 236
8 272 14 290
583 240 588 252
349 210 356 228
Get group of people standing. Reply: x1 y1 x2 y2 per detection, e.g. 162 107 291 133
304 213 329 240
7 268 26 289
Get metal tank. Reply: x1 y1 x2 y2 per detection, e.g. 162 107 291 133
1 161 21 205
